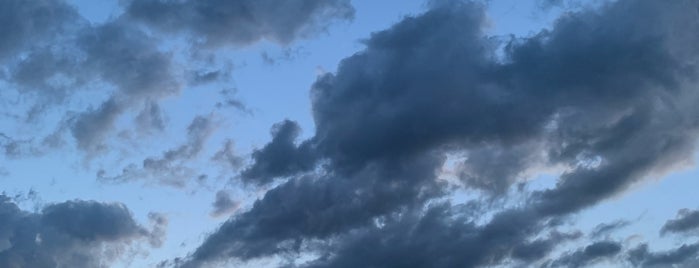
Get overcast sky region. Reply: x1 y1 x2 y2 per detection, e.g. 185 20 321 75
2 0 699 267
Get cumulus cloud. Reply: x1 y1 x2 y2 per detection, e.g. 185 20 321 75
0 195 162 267
125 0 355 47
179 0 699 267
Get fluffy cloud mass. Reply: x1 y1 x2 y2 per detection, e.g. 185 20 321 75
183 0 699 267
0 196 163 268
2 0 699 267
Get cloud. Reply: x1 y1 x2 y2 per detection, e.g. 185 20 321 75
98 115 218 187
179 0 699 266
210 191 240 218
661 208 699 236
186 153 444 266
628 243 699 268
548 241 622 268
589 219 631 239
70 97 125 154
0 132 41 158
0 0 185 158
240 120 317 184
0 0 79 61
1 0 345 165
301 205 563 268
67 20 182 155
0 195 162 267
211 139 244 171
125 0 355 47
511 230 582 262
136 101 168 134
147 212 169 248
79 21 181 100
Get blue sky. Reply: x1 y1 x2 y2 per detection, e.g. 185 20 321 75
1 0 699 267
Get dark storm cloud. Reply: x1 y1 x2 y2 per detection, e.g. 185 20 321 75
182 0 699 266
0 195 162 268
628 243 699 268
548 241 622 268
99 115 218 187
240 120 317 184
661 208 699 236
125 0 355 47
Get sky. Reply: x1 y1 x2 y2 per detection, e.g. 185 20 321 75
1 0 699 267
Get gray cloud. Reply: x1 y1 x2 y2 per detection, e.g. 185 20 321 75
78 21 181 100
0 132 41 158
299 205 567 268
628 243 699 268
210 191 240 218
0 0 79 61
211 139 244 171
125 0 355 47
0 0 184 157
240 120 317 184
0 195 162 268
70 97 125 154
589 219 631 239
179 0 699 266
148 212 169 248
511 230 582 263
98 115 218 187
136 101 168 134
548 241 622 268
67 20 182 155
661 208 699 236
183 153 443 266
